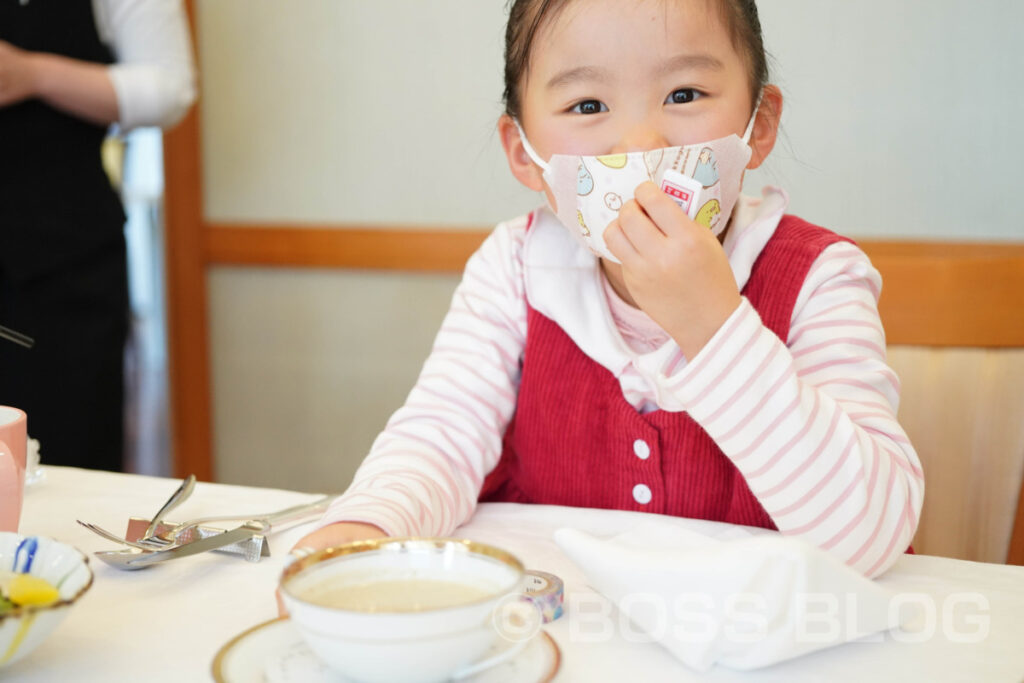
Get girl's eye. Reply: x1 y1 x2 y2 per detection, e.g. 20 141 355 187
666 88 701 105
570 100 608 115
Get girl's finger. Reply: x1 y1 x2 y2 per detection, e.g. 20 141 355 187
633 181 691 237
616 197 665 255
603 217 642 265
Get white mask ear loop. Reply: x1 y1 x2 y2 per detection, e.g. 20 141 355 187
741 91 764 144
514 120 552 174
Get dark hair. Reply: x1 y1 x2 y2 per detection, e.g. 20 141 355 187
503 0 769 118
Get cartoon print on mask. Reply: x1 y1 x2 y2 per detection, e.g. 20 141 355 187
596 154 627 169
693 147 719 188
604 192 623 211
577 161 594 196
644 149 665 179
577 210 590 236
695 199 722 230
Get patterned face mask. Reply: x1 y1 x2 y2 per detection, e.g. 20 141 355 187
516 102 759 263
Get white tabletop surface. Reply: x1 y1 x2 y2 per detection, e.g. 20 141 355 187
7 466 1024 682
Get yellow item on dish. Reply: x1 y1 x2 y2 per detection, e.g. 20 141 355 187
7 574 59 607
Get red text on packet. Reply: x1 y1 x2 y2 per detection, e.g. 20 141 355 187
662 184 693 203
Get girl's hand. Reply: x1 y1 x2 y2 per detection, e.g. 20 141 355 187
0 41 38 108
277 521 388 616
604 181 741 359
289 521 388 555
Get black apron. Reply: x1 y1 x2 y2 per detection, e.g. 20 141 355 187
0 0 129 471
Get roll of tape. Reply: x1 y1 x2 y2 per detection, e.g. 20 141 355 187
521 570 564 622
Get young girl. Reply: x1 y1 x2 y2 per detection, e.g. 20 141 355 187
295 0 923 578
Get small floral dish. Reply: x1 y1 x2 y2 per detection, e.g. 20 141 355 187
0 533 93 668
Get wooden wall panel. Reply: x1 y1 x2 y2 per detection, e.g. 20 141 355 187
162 0 213 482
202 227 1024 348
862 241 1024 348
204 225 487 273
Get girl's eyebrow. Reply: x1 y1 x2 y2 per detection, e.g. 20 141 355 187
657 53 725 76
545 54 723 92
545 65 610 91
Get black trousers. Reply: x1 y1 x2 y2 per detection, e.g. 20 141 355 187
0 239 128 472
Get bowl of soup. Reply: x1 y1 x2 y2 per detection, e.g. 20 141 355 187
279 537 526 683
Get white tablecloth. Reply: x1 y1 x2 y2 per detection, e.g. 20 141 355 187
8 467 1024 681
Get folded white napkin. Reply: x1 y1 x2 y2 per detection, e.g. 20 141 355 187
554 522 909 671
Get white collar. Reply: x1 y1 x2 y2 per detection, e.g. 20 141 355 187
523 187 790 378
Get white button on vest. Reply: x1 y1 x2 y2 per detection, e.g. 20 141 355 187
632 483 652 505
633 439 651 460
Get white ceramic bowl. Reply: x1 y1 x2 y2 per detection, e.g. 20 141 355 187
280 537 525 683
0 533 93 668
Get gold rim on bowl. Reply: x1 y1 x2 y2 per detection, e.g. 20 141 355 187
280 537 525 613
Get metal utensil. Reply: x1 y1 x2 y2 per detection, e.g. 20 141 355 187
125 518 270 559
111 496 337 565
141 474 196 541
76 520 169 551
146 495 336 544
0 324 34 349
94 522 265 571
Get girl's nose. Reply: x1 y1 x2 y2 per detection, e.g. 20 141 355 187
610 123 670 154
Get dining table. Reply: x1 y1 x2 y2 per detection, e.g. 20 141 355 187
7 465 1024 682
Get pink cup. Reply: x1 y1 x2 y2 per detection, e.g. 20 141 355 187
0 406 28 532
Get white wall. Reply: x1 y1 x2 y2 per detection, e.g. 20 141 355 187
199 0 1024 239
198 0 536 226
208 267 460 490
747 0 1024 240
197 1 1024 491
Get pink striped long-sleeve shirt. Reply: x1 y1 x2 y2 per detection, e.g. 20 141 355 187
320 187 924 578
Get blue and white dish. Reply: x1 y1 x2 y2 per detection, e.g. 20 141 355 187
0 533 93 668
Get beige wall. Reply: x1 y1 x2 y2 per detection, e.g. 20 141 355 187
196 0 1024 517
198 0 1024 239
208 267 460 491
197 0 537 489
197 0 536 226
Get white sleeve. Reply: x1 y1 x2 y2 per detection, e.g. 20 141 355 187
318 218 530 537
660 241 924 577
94 0 197 130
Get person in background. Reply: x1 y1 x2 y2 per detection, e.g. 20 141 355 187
0 0 195 471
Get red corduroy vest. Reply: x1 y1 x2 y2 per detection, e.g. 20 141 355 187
479 215 852 530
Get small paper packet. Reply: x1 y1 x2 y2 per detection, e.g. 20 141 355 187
660 169 703 219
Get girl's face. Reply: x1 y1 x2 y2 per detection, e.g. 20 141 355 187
502 0 778 191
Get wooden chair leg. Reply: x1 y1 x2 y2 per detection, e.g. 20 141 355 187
1008 477 1024 565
